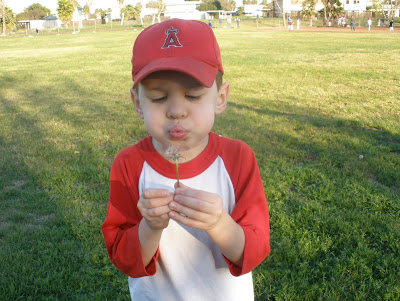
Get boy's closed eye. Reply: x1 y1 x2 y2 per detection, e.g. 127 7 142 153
185 94 202 101
151 96 168 102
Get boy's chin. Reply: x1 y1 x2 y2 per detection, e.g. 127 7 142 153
152 138 188 155
163 144 188 156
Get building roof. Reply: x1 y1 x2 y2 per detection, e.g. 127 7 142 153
43 15 58 20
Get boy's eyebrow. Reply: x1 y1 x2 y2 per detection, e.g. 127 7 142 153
185 85 205 91
144 87 166 92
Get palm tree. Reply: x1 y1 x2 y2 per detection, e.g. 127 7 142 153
86 0 93 15
302 0 316 27
85 0 96 30
272 0 287 27
118 0 125 11
330 0 343 21
69 0 80 33
118 0 125 25
146 0 165 23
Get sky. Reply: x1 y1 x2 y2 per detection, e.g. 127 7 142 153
4 0 139 14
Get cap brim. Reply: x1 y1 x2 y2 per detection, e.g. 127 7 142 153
133 57 218 89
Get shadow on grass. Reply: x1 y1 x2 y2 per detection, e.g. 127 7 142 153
0 74 131 299
226 101 400 189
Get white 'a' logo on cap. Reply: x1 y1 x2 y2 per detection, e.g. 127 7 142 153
162 26 182 48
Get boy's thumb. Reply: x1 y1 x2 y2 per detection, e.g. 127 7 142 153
174 181 187 189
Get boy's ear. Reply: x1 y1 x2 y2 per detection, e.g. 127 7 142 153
215 82 229 115
130 87 144 119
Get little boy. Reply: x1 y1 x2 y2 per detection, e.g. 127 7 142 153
101 19 270 300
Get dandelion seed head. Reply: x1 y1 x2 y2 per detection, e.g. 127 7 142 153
165 146 180 158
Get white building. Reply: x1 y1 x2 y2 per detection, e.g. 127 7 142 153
244 4 265 17
343 0 367 13
18 16 62 30
164 0 205 19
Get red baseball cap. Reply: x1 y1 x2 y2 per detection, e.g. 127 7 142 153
131 19 224 89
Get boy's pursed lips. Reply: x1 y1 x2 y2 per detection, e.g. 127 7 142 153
169 125 187 140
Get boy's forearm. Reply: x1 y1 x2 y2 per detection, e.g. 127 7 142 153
206 211 245 267
138 219 163 267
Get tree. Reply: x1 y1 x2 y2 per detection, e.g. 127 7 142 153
243 0 257 4
146 0 165 23
383 0 400 18
320 0 330 20
237 6 244 15
95 8 105 20
261 0 273 17
16 3 51 21
94 8 111 20
1 0 6 36
121 4 141 21
70 0 80 9
261 0 273 9
118 0 125 11
1 4 16 35
85 0 93 18
197 0 221 11
330 0 343 19
272 0 287 27
83 4 91 18
302 0 316 26
320 0 343 21
57 0 74 27
371 0 384 18
118 0 125 24
220 0 236 11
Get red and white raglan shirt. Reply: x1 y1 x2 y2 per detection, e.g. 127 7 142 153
102 132 270 300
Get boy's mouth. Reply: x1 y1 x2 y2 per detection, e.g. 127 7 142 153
169 126 187 140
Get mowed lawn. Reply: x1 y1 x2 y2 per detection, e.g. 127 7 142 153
0 25 399 300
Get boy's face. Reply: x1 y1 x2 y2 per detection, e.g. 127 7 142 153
131 71 229 162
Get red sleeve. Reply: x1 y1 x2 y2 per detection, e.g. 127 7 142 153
220 138 270 276
101 146 159 278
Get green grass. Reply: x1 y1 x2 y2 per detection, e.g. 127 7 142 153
1 25 399 300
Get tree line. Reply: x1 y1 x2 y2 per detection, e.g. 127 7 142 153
1 0 399 35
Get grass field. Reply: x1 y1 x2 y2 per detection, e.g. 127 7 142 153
1 24 399 300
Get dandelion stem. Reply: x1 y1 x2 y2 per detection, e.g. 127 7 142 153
166 147 183 187
175 158 180 187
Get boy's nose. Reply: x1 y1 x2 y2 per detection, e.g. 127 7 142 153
166 98 187 119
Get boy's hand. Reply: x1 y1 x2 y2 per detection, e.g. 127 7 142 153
138 189 173 230
169 182 245 267
169 182 223 230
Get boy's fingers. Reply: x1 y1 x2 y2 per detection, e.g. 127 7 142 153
174 181 189 189
169 210 204 228
143 188 170 199
170 198 213 218
175 188 213 204
144 195 173 208
171 195 214 214
147 205 171 217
